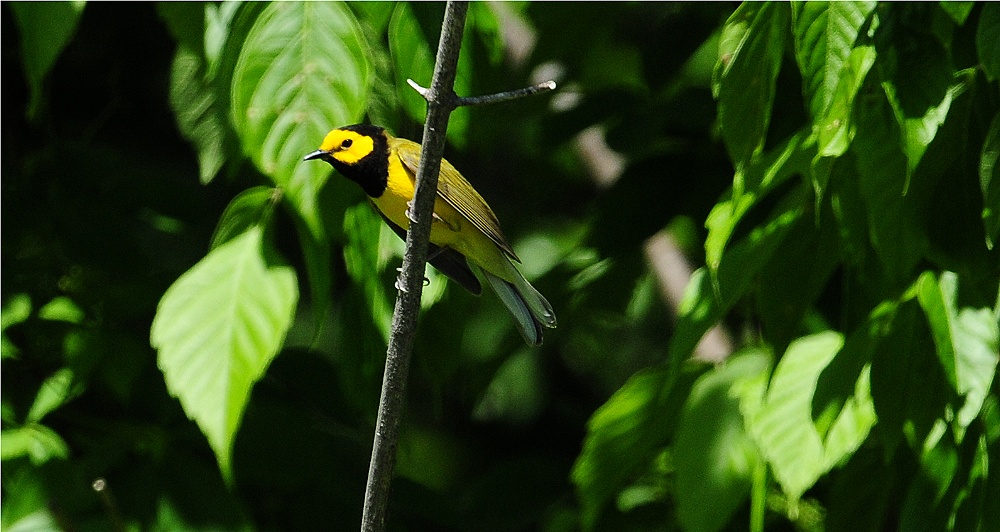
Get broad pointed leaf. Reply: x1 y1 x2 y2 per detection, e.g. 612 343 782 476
572 367 701 530
916 271 1000 433
713 2 789 174
705 132 813 272
230 1 368 335
749 331 875 502
883 66 973 181
9 1 85 120
230 1 370 239
210 186 281 249
170 46 229 184
151 227 298 481
791 1 876 125
675 350 770 532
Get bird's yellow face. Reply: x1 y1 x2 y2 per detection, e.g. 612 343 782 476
317 128 375 165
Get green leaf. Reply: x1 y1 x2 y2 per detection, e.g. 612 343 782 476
169 45 230 184
351 2 396 35
342 204 394 341
755 199 841 351
388 3 472 147
2 294 32 331
869 295 952 456
37 297 84 324
940 2 975 26
791 0 876 125
0 424 69 465
705 131 814 271
1 294 31 359
210 186 282 249
978 3 1000 81
981 114 1000 248
713 184 810 305
713 1 789 173
472 350 546 426
853 86 926 281
158 3 205 54
230 1 370 241
26 368 81 423
676 184 808 367
9 1 86 120
675 349 770 532
883 70 973 181
151 226 298 481
808 43 876 204
816 43 876 156
916 271 1000 433
748 331 875 503
572 366 702 530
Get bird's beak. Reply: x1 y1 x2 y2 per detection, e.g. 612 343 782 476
303 150 329 161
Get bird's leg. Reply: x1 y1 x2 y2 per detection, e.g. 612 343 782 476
405 200 457 231
394 267 431 292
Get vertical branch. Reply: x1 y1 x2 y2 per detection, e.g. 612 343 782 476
360 2 469 531
360 1 555 529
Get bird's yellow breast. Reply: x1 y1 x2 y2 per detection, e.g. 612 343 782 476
372 153 465 249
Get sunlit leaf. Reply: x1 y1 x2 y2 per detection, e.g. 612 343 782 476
712 185 809 304
0 424 69 466
230 1 370 239
1 294 31 359
749 331 874 503
705 131 813 271
230 1 367 338
791 0 875 124
713 1 789 173
151 226 298 481
9 1 85 120
572 366 701 530
210 186 281 249
883 66 973 181
916 271 1000 434
37 297 84 324
169 46 229 184
1 294 32 331
675 349 770 532
26 368 81 423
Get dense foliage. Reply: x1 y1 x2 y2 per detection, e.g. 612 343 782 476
3 2 998 531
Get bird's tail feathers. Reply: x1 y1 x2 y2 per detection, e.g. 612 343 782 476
482 270 556 346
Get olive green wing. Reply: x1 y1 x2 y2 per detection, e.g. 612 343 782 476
392 138 520 262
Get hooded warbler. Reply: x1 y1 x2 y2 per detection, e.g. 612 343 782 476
305 124 556 345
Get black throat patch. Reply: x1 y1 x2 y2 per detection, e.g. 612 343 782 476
328 125 390 198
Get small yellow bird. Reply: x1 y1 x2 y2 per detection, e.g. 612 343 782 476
305 124 556 345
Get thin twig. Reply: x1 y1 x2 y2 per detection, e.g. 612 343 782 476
406 78 558 107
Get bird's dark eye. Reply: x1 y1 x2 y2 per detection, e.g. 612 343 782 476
341 139 353 149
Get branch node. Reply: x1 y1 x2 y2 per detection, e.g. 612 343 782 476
406 78 430 100
406 79 558 108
